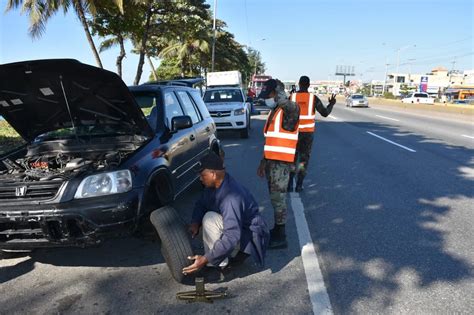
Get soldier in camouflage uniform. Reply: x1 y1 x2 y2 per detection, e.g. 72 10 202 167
288 76 336 192
257 79 300 249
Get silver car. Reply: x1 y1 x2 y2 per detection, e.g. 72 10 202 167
346 94 369 107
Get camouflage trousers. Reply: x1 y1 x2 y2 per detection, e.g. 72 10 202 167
265 160 291 225
290 132 314 181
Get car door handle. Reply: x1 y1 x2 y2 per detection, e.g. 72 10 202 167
190 134 196 141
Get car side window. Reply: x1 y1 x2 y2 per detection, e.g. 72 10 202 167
164 91 184 128
189 90 211 119
176 90 201 124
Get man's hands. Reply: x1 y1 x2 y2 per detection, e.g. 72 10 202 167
257 159 266 178
328 94 337 106
182 255 208 275
188 223 200 238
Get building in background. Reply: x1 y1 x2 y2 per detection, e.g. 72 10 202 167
384 66 474 97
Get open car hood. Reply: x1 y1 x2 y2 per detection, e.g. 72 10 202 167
0 59 153 141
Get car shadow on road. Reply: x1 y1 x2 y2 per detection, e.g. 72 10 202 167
302 119 474 313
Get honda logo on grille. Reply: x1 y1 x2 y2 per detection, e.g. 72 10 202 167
15 186 28 197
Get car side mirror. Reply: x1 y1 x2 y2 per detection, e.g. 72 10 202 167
171 115 192 133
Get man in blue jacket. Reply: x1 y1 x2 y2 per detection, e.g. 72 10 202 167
182 153 270 275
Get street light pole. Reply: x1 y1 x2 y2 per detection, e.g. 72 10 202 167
382 61 389 95
211 0 217 72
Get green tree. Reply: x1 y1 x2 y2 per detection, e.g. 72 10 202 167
88 1 141 77
5 0 124 68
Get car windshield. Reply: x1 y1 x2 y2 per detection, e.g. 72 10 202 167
203 89 243 103
352 95 364 99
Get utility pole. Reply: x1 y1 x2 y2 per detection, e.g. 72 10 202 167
382 61 389 95
211 0 217 72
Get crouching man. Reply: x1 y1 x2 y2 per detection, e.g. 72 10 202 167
182 153 270 275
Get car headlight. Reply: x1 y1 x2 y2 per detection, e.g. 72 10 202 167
74 170 132 199
234 108 245 116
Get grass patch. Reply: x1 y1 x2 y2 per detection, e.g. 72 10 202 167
0 120 24 155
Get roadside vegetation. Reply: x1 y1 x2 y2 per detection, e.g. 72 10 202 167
0 121 24 155
4 0 265 86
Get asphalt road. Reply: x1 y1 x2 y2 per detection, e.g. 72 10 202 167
1 100 473 314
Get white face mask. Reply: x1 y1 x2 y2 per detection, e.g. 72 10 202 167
265 98 276 108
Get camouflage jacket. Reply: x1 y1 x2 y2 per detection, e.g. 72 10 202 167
265 80 300 133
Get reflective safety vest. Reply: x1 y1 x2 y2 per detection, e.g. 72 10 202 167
263 107 299 163
291 92 315 132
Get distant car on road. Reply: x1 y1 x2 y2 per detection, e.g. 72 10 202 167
401 92 435 104
346 94 369 107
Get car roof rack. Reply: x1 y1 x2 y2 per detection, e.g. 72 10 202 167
143 77 204 88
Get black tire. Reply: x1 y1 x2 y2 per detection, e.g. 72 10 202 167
1 249 33 259
240 124 249 139
150 206 194 284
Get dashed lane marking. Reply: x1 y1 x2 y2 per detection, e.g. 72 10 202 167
290 192 333 315
376 115 400 122
367 131 416 152
461 134 474 140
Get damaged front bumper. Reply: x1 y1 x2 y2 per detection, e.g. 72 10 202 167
0 191 141 249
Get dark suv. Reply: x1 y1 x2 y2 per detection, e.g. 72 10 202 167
0 60 219 279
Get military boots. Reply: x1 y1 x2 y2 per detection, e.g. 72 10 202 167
269 224 287 249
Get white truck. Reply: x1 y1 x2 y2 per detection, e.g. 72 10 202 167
401 92 435 104
203 71 252 138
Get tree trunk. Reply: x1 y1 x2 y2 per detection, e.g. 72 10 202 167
75 1 103 68
117 35 126 78
133 1 153 85
147 54 158 81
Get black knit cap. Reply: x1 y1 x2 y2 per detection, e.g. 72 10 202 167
195 152 224 172
299 76 310 85
258 79 278 99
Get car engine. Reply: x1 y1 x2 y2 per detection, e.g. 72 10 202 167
0 151 127 182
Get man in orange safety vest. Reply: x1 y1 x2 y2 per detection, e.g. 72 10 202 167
288 76 336 192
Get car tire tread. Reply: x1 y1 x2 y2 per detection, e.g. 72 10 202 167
150 206 194 284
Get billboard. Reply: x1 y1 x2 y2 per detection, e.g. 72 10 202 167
419 76 428 92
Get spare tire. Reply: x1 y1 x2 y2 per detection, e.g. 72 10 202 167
150 206 194 284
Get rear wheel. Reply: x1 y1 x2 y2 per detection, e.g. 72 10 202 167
150 206 194 284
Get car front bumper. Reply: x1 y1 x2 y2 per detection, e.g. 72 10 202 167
0 190 141 249
212 116 248 130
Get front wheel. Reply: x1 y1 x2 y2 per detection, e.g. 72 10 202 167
240 125 249 138
150 206 194 284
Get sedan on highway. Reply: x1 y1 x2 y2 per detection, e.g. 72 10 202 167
346 94 369 107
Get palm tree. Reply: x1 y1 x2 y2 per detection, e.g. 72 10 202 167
159 37 210 77
5 0 124 68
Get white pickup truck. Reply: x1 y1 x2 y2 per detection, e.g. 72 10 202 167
204 71 251 138
401 92 435 104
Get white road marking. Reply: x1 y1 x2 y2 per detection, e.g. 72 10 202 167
367 131 416 152
376 115 400 122
461 134 474 140
345 108 355 112
290 192 333 315
328 115 339 120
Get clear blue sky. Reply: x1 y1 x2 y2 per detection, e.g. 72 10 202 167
1 0 472 85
